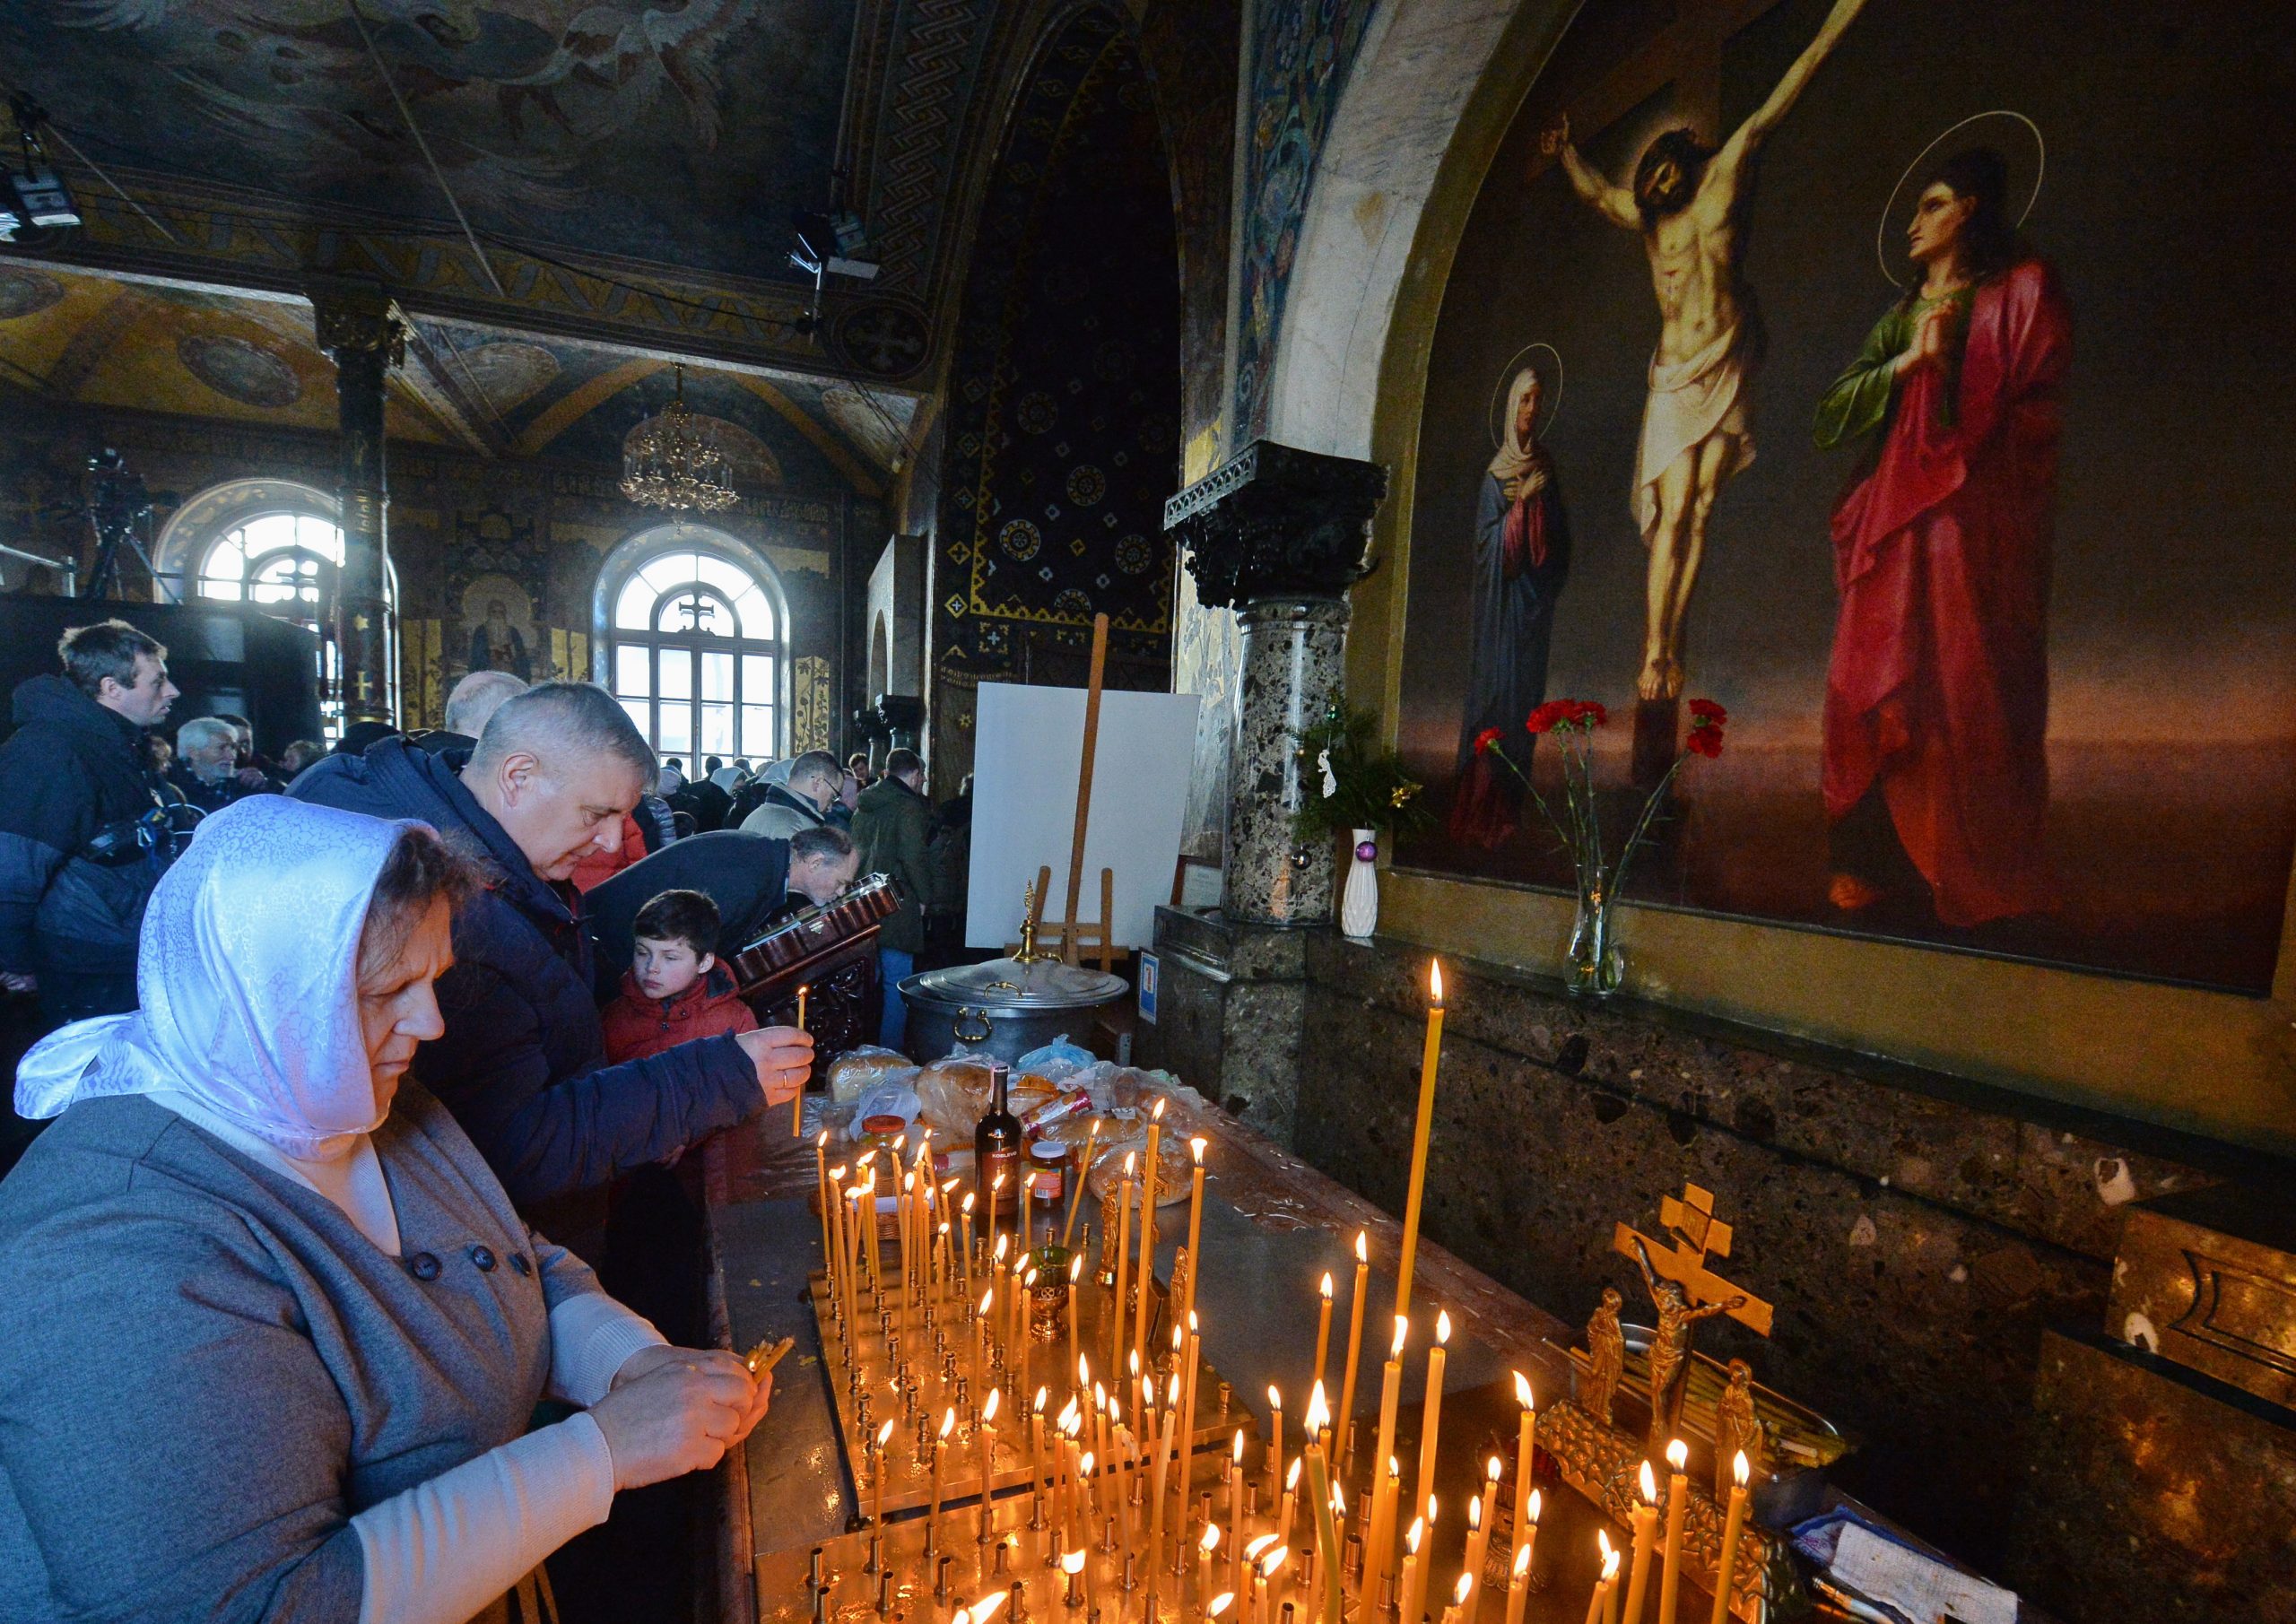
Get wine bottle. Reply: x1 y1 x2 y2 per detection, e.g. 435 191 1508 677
975 1061 1022 1221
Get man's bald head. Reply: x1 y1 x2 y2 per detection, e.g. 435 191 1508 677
465 682 657 880
443 669 528 740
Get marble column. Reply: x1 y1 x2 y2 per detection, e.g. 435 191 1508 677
1164 440 1388 925
311 280 406 728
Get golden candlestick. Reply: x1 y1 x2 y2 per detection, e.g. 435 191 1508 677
1396 960 1445 1319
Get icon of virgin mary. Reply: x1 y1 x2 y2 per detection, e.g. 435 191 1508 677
1448 362 1572 848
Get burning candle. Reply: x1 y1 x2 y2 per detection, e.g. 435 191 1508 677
1063 1548 1088 1611
826 1164 848 1325
1442 1569 1473 1624
1336 1231 1370 1467
813 1130 833 1274
1197 1522 1222 1612
1311 1273 1335 1408
1398 1516 1424 1624
1411 1310 1452 1569
789 984 809 1136
1509 1373 1536 1571
1113 1152 1135 1398
1619 1463 1658 1624
869 1418 895 1529
1463 1457 1500 1609
1503 1539 1534 1624
1209 1593 1235 1624
1032 1387 1050 1507
1147 1371 1178 1614
1396 960 1445 1317
1179 1312 1205 1508
1707 1452 1751 1624
1657 1439 1689 1624
987 1173 1004 1281
1368 1316 1408 1597
1069 1251 1085 1362
1266 1385 1283 1498
927 1406 955 1553
978 1389 1003 1540
1180 1135 1209 1331
1277 1455 1300 1549
1135 1100 1166 1377
1583 1539 1621 1624
1405 1499 1439 1624
1229 1431 1248 1590
1301 1383 1344 1624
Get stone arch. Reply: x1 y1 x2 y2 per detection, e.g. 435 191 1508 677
152 476 343 603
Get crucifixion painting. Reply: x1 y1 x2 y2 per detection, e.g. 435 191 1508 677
1543 0 1870 700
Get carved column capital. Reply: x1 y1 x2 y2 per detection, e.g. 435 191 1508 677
308 277 408 368
1162 439 1389 608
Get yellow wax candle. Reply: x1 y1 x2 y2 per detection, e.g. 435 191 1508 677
864 1417 895 1534
1180 1135 1209 1330
1396 960 1445 1318
1503 1540 1534 1624
1336 1232 1370 1468
978 1389 1001 1540
1208 1592 1235 1624
974 1288 993 1399
813 1131 833 1279
1368 1316 1408 1594
1464 1456 1500 1609
1062 1117 1102 1250
825 1166 848 1325
1619 1463 1658 1624
1443 1569 1473 1624
986 1172 1004 1283
1584 1540 1621 1624
1113 1155 1135 1397
1411 1310 1452 1564
1228 1430 1247 1592
1265 1385 1283 1498
1069 1251 1085 1364
1311 1272 1335 1406
1510 1373 1536 1569
1198 1522 1222 1616
927 1406 955 1552
1302 1384 1344 1624
1278 1455 1300 1549
1657 1439 1690 1624
1398 1516 1424 1624
1135 1100 1165 1376
789 984 808 1136
1707 1453 1751 1624
863 1174 885 1300
1405 1498 1438 1624
1146 1372 1176 1613
1179 1313 1205 1499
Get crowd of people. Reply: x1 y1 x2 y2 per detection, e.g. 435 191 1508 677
0 615 970 1622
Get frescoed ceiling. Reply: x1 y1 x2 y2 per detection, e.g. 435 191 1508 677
0 262 914 495
0 0 1043 386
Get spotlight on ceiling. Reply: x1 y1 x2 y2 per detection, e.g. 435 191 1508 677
0 99 82 240
789 209 878 282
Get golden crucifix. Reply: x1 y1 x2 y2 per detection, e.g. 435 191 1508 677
1613 1183 1772 1451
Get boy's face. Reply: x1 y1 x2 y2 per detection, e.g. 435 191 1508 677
632 934 714 1001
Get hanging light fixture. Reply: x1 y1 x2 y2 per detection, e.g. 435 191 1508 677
621 363 739 513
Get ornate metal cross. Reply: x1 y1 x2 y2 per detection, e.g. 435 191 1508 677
1613 1181 1774 1335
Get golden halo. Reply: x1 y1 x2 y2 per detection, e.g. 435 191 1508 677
1877 110 2045 289
1486 343 1564 447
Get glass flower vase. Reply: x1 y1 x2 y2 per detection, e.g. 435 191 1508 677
1565 878 1623 998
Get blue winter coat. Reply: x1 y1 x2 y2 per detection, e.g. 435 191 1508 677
289 739 761 1206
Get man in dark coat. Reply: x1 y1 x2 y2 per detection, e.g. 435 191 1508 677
848 749 932 1047
289 681 812 1214
168 716 276 816
0 619 178 1027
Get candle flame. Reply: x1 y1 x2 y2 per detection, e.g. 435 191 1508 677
1245 1533 1277 1559
992 1172 1005 1192
994 1233 1009 1261
1391 1316 1409 1358
1638 1462 1657 1503
1261 1546 1288 1577
1387 1456 1400 1481
906 1171 917 1192
1079 1355 1091 1386
1071 1254 1084 1281
1330 1483 1345 1515
1734 1449 1751 1488
831 1164 847 1181
1201 1524 1222 1552
1268 1385 1282 1411
1285 1456 1300 1489
1080 1451 1094 1473
962 1193 976 1213
1189 1310 1200 1333
1426 1495 1439 1524
938 1407 955 1440
1124 1151 1137 1177
1513 1543 1532 1580
1023 1266 1039 1287
1454 1572 1474 1604
1429 960 1444 1005
1063 1550 1086 1576
1303 1381 1330 1433
816 1129 829 1148
1168 1373 1180 1404
1526 1489 1542 1525
978 1288 996 1316
1466 1496 1481 1531
970 1591 1009 1624
1597 1531 1612 1560
1354 1229 1369 1264
1058 1398 1081 1429
1487 1455 1503 1482
1405 1518 1423 1554
876 1420 896 1446
1129 1350 1141 1376
1512 1370 1534 1411
1665 1438 1688 1472
893 1133 906 1154
1435 1309 1452 1345
982 1388 1001 1423
1601 1548 1621 1582
1094 1383 1106 1407
1192 1136 1207 1164
1035 1385 1048 1412
944 1177 960 1194
1319 1272 1334 1301
1152 1099 1167 1121
1233 1430 1246 1462
1209 1595 1235 1620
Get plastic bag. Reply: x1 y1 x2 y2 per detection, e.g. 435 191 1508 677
1013 1037 1095 1082
827 1045 920 1104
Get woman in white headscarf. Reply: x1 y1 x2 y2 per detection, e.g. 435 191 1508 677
1449 362 1573 849
0 796 772 1624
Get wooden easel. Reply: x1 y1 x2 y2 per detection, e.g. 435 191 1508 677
1006 612 1119 972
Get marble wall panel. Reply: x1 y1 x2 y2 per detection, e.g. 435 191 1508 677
1292 932 2223 1572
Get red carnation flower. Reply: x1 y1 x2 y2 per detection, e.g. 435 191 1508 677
1474 727 1504 754
1526 701 1569 734
1568 700 1610 728
1685 726 1724 759
1687 698 1727 725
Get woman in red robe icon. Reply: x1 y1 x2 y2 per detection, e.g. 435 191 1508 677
1814 146 2072 927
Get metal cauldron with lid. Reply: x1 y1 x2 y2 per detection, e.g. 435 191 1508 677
898 914 1128 1064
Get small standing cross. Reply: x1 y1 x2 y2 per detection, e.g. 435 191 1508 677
1612 1182 1773 1335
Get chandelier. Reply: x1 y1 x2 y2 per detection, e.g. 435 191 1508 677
621 363 739 513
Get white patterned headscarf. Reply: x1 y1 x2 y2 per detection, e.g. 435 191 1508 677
15 795 414 1159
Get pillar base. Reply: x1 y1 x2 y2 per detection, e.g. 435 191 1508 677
1138 905 1307 1144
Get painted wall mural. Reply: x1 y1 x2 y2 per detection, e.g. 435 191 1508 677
1396 0 2296 994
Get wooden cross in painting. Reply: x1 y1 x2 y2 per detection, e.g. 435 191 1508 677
1614 1183 1774 1449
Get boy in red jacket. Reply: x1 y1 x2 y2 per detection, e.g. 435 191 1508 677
601 888 761 1064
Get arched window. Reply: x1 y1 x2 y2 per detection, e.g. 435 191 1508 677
605 538 785 759
160 482 400 739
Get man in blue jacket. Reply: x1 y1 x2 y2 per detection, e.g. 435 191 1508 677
291 680 810 1211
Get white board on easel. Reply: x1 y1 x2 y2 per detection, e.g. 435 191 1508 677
966 683 1202 951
